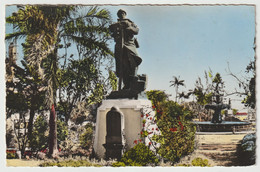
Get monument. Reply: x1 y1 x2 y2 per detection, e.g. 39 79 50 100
107 9 146 99
93 9 151 160
205 92 230 124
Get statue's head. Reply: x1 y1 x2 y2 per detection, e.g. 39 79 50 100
117 9 127 19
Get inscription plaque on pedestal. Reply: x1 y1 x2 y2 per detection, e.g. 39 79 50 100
103 107 123 160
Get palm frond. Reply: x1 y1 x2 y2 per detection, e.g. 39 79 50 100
68 35 113 56
5 31 27 40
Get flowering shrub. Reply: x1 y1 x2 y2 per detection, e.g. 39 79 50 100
112 143 159 166
6 152 16 159
135 105 160 153
146 90 196 163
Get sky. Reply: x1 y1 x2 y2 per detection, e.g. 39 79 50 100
4 5 256 111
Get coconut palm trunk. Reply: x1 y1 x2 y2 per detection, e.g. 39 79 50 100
47 46 59 157
49 104 58 157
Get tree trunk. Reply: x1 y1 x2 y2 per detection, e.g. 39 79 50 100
48 104 58 157
27 108 35 142
48 37 59 158
175 87 178 103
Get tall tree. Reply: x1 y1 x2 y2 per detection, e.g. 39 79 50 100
226 38 256 109
170 76 185 102
6 5 113 157
227 60 256 109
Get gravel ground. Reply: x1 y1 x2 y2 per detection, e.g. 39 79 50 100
6 159 43 167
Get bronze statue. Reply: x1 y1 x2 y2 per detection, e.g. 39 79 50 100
109 9 142 90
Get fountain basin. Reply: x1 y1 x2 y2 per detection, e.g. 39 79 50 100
193 121 251 132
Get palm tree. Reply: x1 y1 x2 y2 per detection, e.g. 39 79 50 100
170 76 185 103
6 5 112 158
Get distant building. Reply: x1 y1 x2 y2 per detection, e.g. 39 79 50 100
6 42 17 81
235 112 248 121
247 108 256 122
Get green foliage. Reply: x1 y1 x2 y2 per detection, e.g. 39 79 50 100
146 90 168 105
87 83 104 105
40 160 101 167
146 90 196 163
193 71 224 105
114 143 159 166
240 60 255 109
29 115 48 151
57 120 68 145
79 123 94 150
242 76 255 109
6 5 114 122
191 158 210 167
30 115 68 151
221 109 227 115
112 161 126 167
212 73 222 83
232 109 238 115
6 152 16 159
6 60 46 116
193 88 212 105
109 70 118 91
6 5 114 158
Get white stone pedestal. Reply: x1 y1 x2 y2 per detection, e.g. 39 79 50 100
93 99 152 159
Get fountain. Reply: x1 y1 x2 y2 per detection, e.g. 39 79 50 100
194 77 251 132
